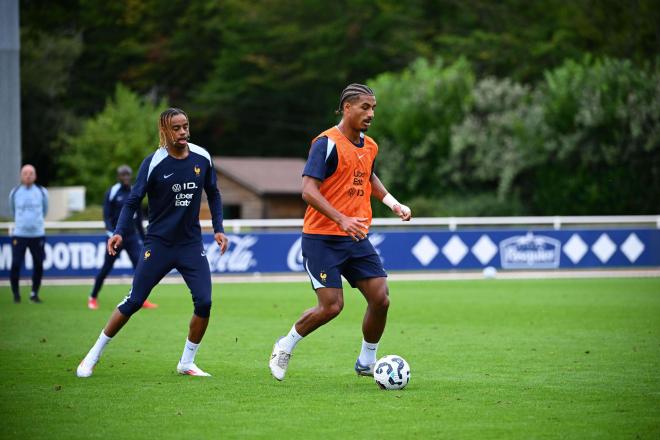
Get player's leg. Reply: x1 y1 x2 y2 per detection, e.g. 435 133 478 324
294 237 347 336
174 241 213 376
125 237 158 309
9 237 28 303
77 241 172 377
269 237 347 380
26 237 45 303
342 239 389 376
88 243 119 309
291 287 345 337
353 277 389 375
270 287 344 381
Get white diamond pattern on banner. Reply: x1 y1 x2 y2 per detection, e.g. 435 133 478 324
471 235 498 264
411 235 439 266
563 233 588 264
620 233 645 263
442 235 469 266
591 233 617 263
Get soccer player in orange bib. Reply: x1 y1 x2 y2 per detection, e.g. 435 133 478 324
269 84 412 381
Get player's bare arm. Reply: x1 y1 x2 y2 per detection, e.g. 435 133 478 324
302 176 368 241
370 172 388 201
370 173 412 221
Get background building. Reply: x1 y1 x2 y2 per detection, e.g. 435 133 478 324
199 157 307 220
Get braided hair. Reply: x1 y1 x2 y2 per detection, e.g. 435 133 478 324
336 83 375 114
158 107 189 147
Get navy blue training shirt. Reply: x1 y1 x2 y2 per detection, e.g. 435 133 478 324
115 143 224 245
104 183 144 238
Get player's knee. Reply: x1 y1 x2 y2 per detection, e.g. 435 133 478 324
194 298 212 319
371 287 390 312
379 294 390 311
117 297 142 316
323 299 344 320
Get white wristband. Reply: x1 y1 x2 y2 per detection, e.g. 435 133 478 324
383 193 411 217
382 193 400 210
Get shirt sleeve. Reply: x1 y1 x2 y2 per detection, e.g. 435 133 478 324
115 157 149 237
102 189 113 232
302 137 338 181
8 187 16 217
204 161 225 234
41 187 49 216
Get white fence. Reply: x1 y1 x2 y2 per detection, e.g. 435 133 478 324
1 215 659 234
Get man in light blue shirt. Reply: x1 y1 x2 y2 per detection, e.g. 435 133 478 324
9 164 48 303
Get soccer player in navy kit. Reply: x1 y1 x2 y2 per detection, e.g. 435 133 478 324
77 108 228 377
87 165 158 310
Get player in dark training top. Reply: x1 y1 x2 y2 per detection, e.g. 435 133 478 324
77 108 229 378
87 164 158 310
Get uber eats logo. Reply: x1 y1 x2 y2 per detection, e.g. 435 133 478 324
172 182 198 207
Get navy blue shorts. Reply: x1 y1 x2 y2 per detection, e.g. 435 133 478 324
302 235 387 290
117 239 212 318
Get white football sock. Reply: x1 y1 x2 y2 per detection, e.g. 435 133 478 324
277 324 303 353
85 330 112 364
180 339 200 365
358 339 378 365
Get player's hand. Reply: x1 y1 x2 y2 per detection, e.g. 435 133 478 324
215 232 229 255
393 204 412 222
338 215 369 241
107 234 123 256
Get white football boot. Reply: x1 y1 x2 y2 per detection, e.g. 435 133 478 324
269 337 291 381
354 359 375 377
176 361 212 377
76 357 97 378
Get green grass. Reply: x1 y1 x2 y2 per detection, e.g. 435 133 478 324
1 278 659 439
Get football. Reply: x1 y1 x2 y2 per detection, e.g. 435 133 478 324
373 355 411 390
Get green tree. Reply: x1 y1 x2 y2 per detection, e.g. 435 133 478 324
430 0 660 81
367 55 659 215
367 58 474 200
449 77 550 200
525 56 660 214
58 84 168 203
20 28 82 184
193 0 426 158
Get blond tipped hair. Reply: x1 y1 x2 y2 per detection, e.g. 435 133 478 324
158 108 189 147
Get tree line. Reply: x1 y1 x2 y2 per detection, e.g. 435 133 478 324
20 0 660 213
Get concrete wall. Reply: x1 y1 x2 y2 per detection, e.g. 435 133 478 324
264 195 307 219
0 0 21 218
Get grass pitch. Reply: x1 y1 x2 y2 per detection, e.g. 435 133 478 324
1 278 659 439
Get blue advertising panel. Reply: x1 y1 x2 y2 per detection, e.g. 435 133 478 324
0 228 658 278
